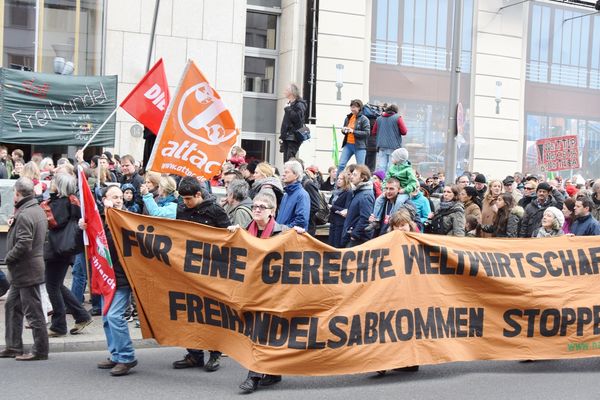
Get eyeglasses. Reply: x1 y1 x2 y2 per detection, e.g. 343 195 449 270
524 186 535 190
251 204 273 211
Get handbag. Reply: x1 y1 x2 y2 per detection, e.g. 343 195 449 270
48 219 84 257
294 126 311 142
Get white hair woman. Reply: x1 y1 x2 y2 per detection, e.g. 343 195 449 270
42 173 92 337
534 206 564 237
227 192 286 392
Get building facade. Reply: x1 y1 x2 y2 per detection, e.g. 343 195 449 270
1 0 599 179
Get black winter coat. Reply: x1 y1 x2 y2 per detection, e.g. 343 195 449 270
176 197 231 228
280 99 307 142
43 194 82 262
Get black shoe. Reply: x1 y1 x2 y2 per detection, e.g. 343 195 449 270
260 375 282 386
0 349 23 358
89 308 101 316
239 377 259 393
393 366 419 372
173 353 203 369
204 353 220 372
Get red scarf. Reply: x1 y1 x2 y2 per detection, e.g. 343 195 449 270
247 216 276 238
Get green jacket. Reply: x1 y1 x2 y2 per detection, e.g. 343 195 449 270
385 161 418 194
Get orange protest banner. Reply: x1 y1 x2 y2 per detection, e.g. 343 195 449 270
146 60 239 178
106 208 600 376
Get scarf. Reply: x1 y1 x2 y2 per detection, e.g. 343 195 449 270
536 227 560 238
247 216 276 238
439 200 455 210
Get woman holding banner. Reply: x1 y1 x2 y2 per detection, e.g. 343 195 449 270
227 192 289 393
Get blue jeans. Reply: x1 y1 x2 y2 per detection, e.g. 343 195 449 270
337 144 366 176
71 252 86 304
102 288 136 363
376 148 395 173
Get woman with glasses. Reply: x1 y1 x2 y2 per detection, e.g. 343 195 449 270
227 192 290 392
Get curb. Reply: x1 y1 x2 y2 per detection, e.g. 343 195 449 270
47 338 160 354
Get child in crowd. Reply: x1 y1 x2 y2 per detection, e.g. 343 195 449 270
122 183 140 213
228 146 247 168
388 208 419 232
367 148 419 231
465 215 479 237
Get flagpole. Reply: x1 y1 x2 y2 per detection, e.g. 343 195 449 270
81 107 118 152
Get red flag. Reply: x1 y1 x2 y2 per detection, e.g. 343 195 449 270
120 58 170 135
78 166 116 316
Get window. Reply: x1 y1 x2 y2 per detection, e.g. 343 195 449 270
246 12 277 50
244 10 278 96
527 3 599 89
244 57 275 94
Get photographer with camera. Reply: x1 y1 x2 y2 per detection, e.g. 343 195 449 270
336 99 371 177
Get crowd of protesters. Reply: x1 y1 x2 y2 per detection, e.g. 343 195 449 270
1 96 600 392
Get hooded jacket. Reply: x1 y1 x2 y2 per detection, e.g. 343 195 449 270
342 180 375 243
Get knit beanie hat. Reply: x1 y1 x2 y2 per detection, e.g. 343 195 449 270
545 206 565 228
391 148 409 164
474 174 486 184
373 170 386 181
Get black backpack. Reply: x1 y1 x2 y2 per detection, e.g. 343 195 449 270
426 207 455 235
314 192 330 226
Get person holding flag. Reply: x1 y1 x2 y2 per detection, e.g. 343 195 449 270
78 169 137 376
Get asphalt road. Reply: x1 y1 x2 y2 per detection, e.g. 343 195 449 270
2 347 599 400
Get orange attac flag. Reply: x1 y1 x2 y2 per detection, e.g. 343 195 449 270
120 58 170 135
146 60 239 178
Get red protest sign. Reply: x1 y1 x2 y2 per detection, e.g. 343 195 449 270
535 135 580 172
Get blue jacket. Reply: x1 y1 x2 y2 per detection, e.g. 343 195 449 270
342 181 375 244
142 193 178 219
410 190 432 223
570 214 600 236
276 181 310 230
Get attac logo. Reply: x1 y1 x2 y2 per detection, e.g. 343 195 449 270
146 60 239 178
177 82 236 145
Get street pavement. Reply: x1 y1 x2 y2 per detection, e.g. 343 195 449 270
0 266 156 353
1 346 599 400
1 266 600 399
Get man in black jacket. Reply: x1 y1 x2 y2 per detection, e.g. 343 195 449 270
171 177 230 372
519 182 564 238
